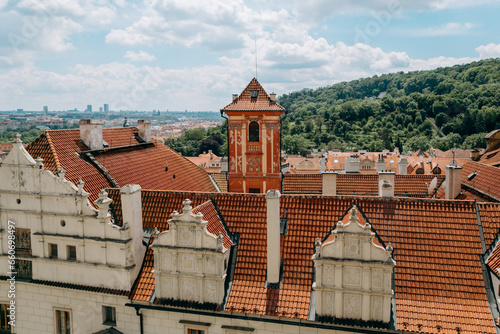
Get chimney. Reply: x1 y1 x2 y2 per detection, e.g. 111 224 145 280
420 155 424 164
320 157 326 172
209 149 213 160
378 171 395 197
445 165 462 199
232 94 238 102
79 119 103 150
220 157 228 172
137 120 151 142
398 157 408 175
322 172 337 195
376 154 385 172
270 93 276 102
345 158 360 173
471 148 480 161
120 184 145 286
266 190 281 284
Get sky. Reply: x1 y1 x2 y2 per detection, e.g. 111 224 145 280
0 0 499 112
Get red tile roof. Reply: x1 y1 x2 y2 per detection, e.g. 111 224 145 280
478 203 500 249
479 147 500 167
209 172 228 192
221 78 285 112
192 200 233 249
283 173 444 197
25 127 216 203
283 174 322 193
107 190 498 333
461 161 500 201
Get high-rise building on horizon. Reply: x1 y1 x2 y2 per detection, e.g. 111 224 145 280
43 106 48 116
87 104 92 112
104 104 109 112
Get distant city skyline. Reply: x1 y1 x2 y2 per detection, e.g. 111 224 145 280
0 0 499 111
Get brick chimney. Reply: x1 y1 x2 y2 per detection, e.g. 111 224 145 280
232 94 238 102
398 157 408 175
79 119 103 150
322 172 337 195
270 93 276 102
266 190 281 284
445 165 462 199
378 171 395 197
137 120 151 142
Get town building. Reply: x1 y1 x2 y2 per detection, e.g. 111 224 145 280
1 79 500 334
221 78 285 193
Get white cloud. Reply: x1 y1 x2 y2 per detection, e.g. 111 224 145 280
105 0 289 52
293 0 497 23
476 43 500 59
406 22 476 37
124 50 156 62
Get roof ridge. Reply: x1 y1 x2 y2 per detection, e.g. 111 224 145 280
44 131 62 171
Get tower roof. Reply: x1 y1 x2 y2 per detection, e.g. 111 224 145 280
221 78 285 112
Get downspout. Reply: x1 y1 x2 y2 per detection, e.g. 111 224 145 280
134 305 144 334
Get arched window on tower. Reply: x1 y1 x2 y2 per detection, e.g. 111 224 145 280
249 121 259 142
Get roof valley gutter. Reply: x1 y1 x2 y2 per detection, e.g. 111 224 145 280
476 202 500 333
124 303 403 334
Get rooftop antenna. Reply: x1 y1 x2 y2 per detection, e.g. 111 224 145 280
254 36 258 80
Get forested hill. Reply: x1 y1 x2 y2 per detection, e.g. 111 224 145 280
277 58 500 154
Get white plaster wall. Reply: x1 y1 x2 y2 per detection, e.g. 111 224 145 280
0 281 139 334
140 308 364 334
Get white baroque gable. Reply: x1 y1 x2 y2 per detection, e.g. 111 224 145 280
151 199 230 305
312 205 395 324
0 134 145 291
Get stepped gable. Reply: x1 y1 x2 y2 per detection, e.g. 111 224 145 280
25 127 216 203
221 78 285 112
107 189 498 333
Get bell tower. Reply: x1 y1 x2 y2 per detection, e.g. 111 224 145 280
221 78 285 193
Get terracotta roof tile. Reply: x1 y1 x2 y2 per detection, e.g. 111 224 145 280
479 147 500 167
461 161 500 201
283 174 444 197
209 172 228 192
108 190 499 333
25 127 216 204
221 78 285 112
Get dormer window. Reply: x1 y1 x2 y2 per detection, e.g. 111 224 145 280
250 90 259 98
249 121 259 142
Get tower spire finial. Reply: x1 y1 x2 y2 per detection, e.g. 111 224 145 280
255 36 258 80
